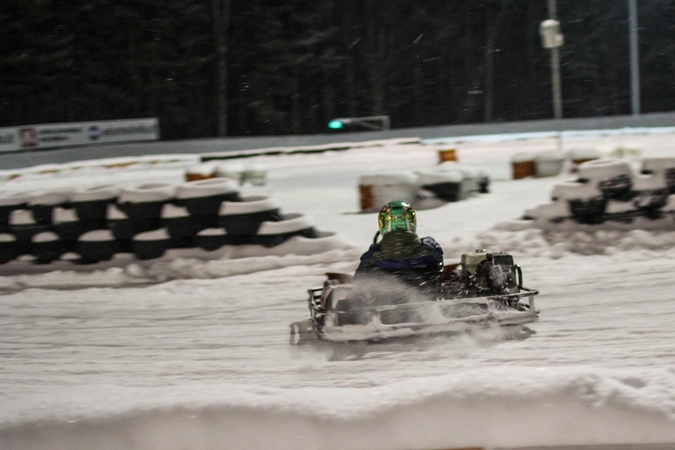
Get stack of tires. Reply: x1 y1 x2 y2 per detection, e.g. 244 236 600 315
0 178 320 265
524 157 675 225
1 193 30 264
358 165 490 212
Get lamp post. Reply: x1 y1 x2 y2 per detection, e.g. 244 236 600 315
539 0 564 151
628 0 640 116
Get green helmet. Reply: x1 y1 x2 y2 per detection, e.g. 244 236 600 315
378 200 416 236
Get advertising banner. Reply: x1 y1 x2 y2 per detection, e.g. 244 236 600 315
0 118 159 153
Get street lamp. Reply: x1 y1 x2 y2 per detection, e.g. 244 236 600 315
539 2 564 152
628 0 640 116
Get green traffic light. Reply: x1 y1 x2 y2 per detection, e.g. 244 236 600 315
328 120 343 129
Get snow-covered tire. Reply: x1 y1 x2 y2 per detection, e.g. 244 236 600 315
160 204 212 239
117 183 176 220
30 231 67 264
28 190 72 225
577 158 634 200
0 233 20 264
175 178 239 216
550 180 602 201
551 180 606 221
630 188 669 213
70 185 120 221
0 193 29 227
8 209 50 242
416 169 464 202
76 229 118 263
107 204 158 241
568 196 607 223
641 158 675 194
193 228 231 251
478 176 490 194
534 150 566 178
217 196 280 239
254 213 316 248
132 228 172 260
52 207 104 241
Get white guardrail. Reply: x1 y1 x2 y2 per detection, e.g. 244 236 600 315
0 118 159 153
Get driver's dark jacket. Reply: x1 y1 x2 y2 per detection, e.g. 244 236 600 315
354 230 444 277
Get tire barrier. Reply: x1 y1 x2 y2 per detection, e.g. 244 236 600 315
0 193 28 230
194 228 230 251
523 157 675 227
534 150 566 178
184 162 269 186
217 196 280 244
416 169 465 202
30 231 67 264
0 233 19 264
161 204 211 240
70 185 120 221
511 150 567 179
132 228 172 260
107 204 157 242
9 209 50 242
254 213 316 248
359 165 490 212
76 230 118 263
175 178 239 216
28 190 72 225
117 183 176 220
511 144 644 180
0 181 326 265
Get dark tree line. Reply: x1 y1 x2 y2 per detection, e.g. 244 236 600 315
2 0 675 141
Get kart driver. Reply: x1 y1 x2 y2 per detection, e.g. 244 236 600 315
354 200 444 284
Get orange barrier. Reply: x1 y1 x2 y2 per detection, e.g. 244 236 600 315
438 148 458 163
512 160 536 179
359 184 374 212
185 172 214 182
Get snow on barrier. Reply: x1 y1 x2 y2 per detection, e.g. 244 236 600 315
511 152 537 179
522 157 675 228
184 162 268 186
511 143 644 180
358 163 490 212
0 181 337 266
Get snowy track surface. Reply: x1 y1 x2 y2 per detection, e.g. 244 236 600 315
2 131 675 449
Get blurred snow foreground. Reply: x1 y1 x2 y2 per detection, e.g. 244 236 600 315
1 367 675 450
2 131 675 449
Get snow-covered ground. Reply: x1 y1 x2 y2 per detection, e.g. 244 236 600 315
2 130 675 450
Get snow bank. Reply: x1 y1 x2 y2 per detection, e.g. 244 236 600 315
1 367 674 450
0 245 359 292
474 222 675 258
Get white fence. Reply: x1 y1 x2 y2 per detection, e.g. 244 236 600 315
0 118 159 153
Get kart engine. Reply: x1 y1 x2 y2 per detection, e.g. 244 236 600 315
461 250 521 294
